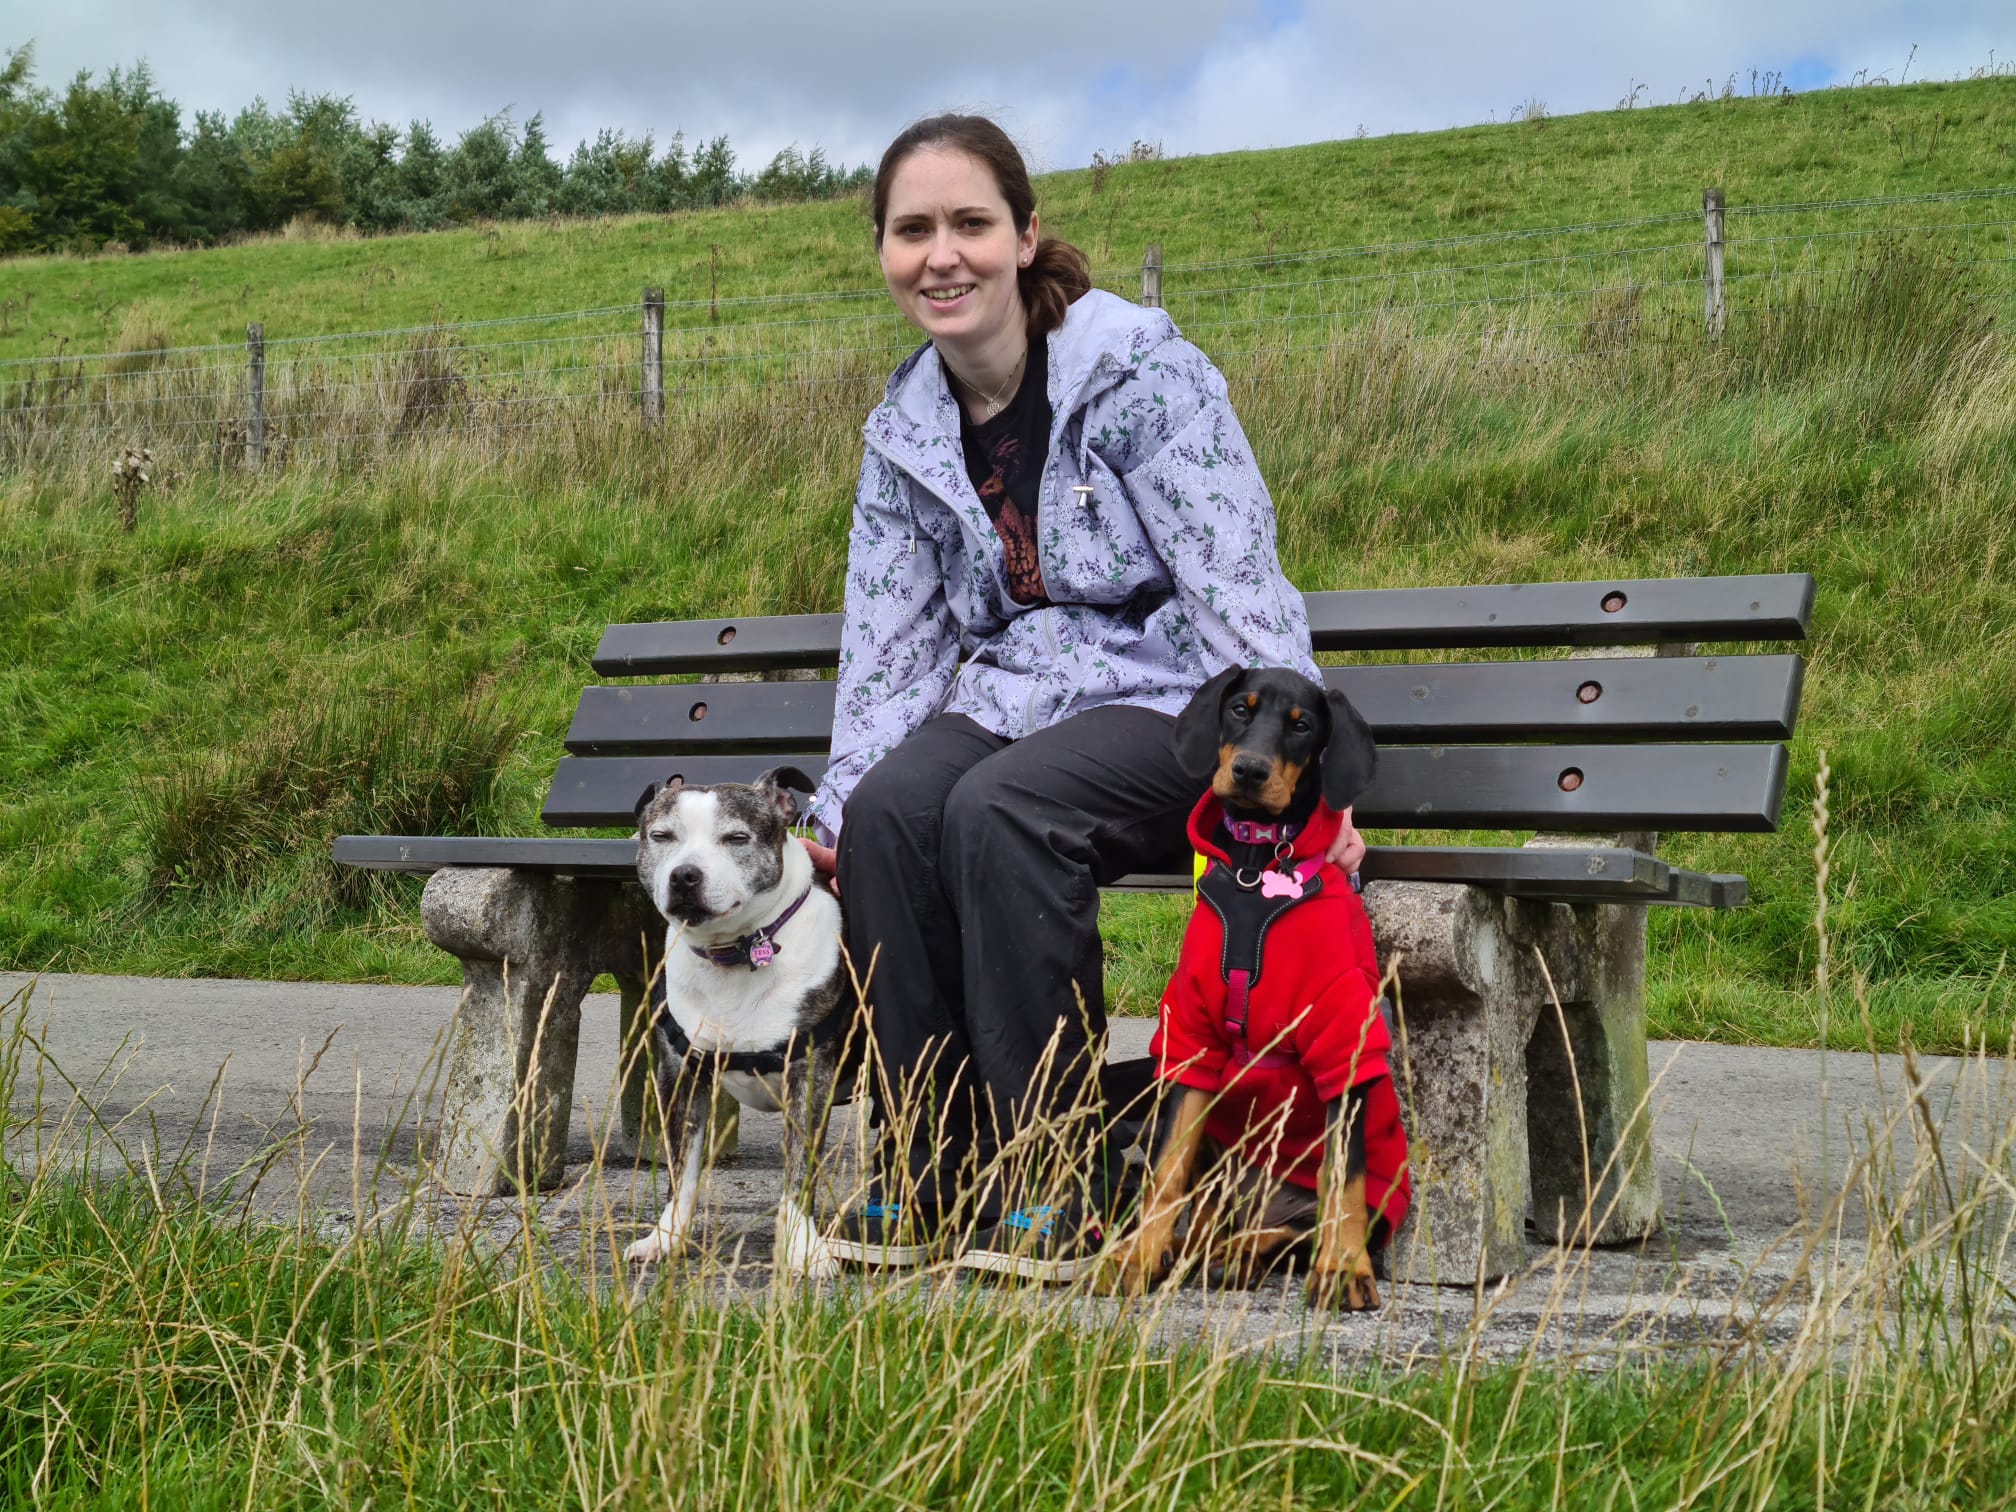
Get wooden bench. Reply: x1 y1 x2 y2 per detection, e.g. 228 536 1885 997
336 570 1812 1283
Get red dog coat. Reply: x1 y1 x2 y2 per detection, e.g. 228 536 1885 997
1150 793 1411 1233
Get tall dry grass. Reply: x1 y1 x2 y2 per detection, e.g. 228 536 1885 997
3 785 2014 1506
1 230 1987 483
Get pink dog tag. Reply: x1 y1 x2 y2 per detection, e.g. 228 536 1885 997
1259 870 1303 900
749 939 777 968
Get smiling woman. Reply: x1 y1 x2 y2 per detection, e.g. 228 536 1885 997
796 113 1362 1286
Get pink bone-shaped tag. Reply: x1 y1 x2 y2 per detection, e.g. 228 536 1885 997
1258 869 1304 900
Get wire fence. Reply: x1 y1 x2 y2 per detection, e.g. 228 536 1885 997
5 184 2013 472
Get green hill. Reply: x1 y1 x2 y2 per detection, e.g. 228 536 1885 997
1 79 2012 1052
1 78 2013 357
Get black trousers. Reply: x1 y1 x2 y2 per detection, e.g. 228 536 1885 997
834 706 1197 1207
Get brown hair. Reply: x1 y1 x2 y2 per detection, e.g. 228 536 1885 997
872 114 1092 338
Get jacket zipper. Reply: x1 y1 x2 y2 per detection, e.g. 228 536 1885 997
866 361 1119 737
862 432 1009 606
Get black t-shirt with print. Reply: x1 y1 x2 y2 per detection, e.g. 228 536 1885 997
958 337 1052 606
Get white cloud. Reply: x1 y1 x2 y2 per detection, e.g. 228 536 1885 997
3 0 2009 176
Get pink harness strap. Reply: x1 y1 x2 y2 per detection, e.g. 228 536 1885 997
1223 968 1297 1074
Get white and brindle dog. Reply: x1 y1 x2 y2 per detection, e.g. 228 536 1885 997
623 766 851 1280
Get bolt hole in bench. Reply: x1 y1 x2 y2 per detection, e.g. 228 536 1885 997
336 572 1812 1284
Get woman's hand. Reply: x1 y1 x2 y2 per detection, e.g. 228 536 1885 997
1324 806 1366 881
800 836 840 897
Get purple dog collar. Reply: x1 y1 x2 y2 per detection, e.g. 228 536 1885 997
690 886 814 971
1222 817 1300 845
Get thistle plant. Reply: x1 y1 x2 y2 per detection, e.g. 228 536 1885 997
110 444 152 532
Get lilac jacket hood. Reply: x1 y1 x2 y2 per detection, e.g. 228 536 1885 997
806 289 1318 842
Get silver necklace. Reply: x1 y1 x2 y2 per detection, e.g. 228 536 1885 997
946 349 1026 420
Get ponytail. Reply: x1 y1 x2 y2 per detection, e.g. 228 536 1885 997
1019 236 1093 339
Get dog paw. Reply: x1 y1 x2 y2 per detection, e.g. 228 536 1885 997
776 1199 841 1281
1305 1262 1381 1313
1099 1240 1168 1298
625 1229 676 1266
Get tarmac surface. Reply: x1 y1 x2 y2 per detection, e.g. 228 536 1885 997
7 970 2013 1367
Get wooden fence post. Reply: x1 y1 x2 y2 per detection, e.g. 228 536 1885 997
1702 188 1727 342
245 322 265 469
1141 244 1163 309
642 287 665 425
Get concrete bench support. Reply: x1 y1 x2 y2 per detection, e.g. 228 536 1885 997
1369 877 1662 1286
421 867 662 1194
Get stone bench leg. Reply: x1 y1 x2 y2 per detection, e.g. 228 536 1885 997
421 867 657 1195
1520 646 1675 1244
1522 884 1662 1248
1370 882 1544 1285
1369 878 1663 1285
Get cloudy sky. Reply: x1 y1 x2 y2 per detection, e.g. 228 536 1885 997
4 1 2010 174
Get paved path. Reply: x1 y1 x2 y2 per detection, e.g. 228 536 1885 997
7 971 2012 1363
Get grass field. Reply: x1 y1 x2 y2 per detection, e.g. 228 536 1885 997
0 78 2012 1052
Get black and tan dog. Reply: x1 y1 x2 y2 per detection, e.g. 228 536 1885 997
1105 666 1410 1309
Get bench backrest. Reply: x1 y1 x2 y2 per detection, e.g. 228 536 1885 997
542 574 1813 841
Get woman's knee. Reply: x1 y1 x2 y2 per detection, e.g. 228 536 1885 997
838 763 942 890
843 715 1001 844
941 761 1090 878
940 762 1016 861
846 753 934 835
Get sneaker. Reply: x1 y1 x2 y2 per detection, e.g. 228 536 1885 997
959 1200 1107 1285
824 1197 957 1269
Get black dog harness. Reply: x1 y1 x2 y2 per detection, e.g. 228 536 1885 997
650 970 845 1078
1195 832 1325 1075
651 1002 790 1077
650 887 846 1078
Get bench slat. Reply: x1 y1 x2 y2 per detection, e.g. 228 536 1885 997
333 836 1736 905
1303 574 1814 652
538 742 1787 832
562 654 1803 756
597 612 845 676
593 573 1815 674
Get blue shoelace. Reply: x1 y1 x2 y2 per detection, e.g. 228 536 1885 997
1002 1205 1057 1238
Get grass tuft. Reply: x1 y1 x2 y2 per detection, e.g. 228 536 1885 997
143 675 522 909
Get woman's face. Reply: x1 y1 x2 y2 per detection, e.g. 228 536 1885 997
878 146 1039 355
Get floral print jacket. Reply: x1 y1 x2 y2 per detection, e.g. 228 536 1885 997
806 289 1318 842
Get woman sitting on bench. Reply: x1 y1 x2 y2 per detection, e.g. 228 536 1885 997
801 113 1363 1284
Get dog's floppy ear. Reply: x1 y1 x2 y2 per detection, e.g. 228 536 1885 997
1321 688 1378 811
632 773 685 826
1174 666 1247 781
753 765 816 823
